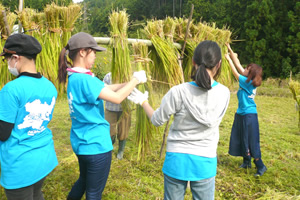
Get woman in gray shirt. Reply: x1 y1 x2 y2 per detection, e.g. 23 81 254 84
128 40 230 200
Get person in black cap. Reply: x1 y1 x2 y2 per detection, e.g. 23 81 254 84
58 32 147 200
0 33 58 200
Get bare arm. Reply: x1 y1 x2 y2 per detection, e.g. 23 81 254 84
225 53 240 80
106 83 127 91
99 78 139 104
141 101 154 119
226 43 245 74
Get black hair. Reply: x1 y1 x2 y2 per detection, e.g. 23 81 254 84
58 47 93 83
191 40 222 90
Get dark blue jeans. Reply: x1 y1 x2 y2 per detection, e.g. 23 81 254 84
67 151 112 200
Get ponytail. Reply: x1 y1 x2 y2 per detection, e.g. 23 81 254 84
58 45 80 83
58 47 69 84
192 40 222 90
195 63 211 89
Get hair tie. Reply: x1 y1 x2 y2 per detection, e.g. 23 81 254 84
200 63 206 68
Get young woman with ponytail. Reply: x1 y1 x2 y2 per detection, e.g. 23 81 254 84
127 40 230 200
57 32 146 200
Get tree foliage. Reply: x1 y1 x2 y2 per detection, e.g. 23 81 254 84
0 0 298 78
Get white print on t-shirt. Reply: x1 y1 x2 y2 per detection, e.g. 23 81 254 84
68 92 74 115
18 97 56 136
248 88 257 99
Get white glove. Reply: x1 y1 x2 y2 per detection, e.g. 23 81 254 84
133 70 147 83
127 88 149 105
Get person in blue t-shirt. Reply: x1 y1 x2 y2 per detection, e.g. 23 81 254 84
0 34 58 200
225 43 267 177
57 32 146 200
128 40 230 200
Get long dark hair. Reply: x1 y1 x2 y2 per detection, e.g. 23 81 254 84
191 40 222 90
57 46 92 83
246 63 263 87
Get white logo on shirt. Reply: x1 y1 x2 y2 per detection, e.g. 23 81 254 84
18 97 56 136
68 92 74 115
248 88 257 99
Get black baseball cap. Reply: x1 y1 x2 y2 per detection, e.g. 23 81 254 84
67 32 106 51
0 34 42 57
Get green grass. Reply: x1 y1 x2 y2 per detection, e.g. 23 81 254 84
0 82 299 200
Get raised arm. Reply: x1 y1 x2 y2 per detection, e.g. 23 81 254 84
225 53 240 80
226 43 245 74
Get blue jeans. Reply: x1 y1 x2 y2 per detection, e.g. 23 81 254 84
67 151 112 200
164 174 215 200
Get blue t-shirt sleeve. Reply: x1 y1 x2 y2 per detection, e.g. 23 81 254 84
0 87 18 123
82 76 105 104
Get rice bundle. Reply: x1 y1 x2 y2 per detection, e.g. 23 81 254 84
0 4 17 87
144 19 183 89
58 4 82 46
172 18 233 86
17 8 42 33
17 3 81 97
44 3 61 34
109 10 132 134
0 5 17 39
289 76 300 129
132 42 156 160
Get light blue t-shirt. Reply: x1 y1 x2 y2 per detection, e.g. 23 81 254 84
237 75 257 115
67 73 113 155
0 74 58 189
162 81 218 181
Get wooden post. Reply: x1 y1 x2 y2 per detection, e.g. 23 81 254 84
2 10 10 36
19 0 23 33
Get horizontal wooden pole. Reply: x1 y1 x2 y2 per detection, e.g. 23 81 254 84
94 37 182 49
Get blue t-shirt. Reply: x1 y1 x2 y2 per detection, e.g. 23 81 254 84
237 75 257 115
67 73 113 155
162 81 218 181
0 74 58 189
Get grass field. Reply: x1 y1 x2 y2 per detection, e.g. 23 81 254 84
0 79 299 200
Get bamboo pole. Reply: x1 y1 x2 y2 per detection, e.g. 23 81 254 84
94 37 182 49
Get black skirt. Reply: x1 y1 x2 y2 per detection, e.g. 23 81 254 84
228 113 261 158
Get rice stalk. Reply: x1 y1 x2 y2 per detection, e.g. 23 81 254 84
0 5 17 39
172 18 234 87
132 42 156 161
58 4 82 46
144 19 183 90
109 10 132 129
0 4 17 87
289 74 300 129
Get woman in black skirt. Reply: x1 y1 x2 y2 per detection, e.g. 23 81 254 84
225 43 267 177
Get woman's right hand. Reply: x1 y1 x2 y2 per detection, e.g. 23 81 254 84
133 70 147 84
